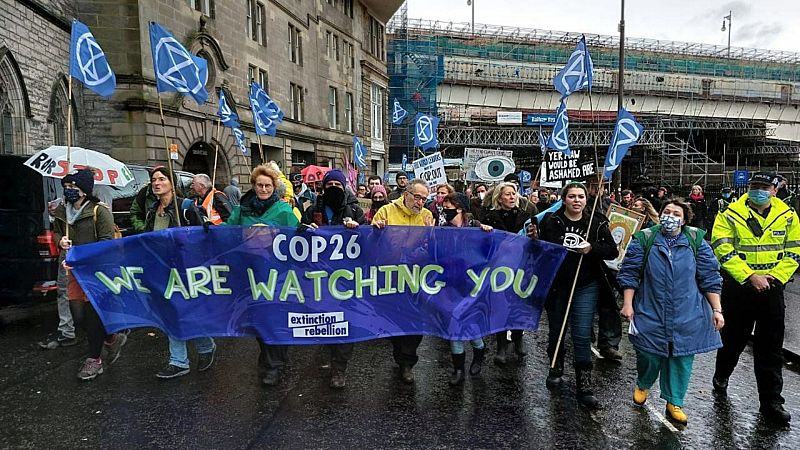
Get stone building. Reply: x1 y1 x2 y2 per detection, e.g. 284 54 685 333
0 0 402 186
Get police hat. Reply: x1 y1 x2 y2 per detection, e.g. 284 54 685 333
749 172 779 187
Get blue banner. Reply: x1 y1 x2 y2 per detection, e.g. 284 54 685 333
603 108 644 180
70 19 116 97
149 22 208 105
546 98 572 156
66 226 566 344
414 113 440 151
553 36 593 97
249 82 284 136
526 114 556 126
218 89 240 129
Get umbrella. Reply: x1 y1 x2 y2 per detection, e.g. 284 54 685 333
24 146 134 187
300 165 331 184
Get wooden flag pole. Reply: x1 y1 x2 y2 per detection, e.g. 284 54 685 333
65 75 73 242
157 95 183 220
256 134 264 164
211 116 222 191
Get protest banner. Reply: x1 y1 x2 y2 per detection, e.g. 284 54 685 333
66 226 567 344
463 148 513 181
412 151 447 188
542 149 596 182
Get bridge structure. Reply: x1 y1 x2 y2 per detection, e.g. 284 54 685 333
387 9 800 191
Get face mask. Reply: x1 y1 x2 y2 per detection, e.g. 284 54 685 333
660 215 682 233
323 186 345 207
748 189 771 206
372 199 388 209
63 188 82 204
478 192 485 200
722 192 731 200
443 208 458 223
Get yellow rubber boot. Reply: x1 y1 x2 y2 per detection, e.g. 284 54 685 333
633 387 649 406
665 403 688 425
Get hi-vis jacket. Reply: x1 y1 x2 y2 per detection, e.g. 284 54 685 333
711 193 800 284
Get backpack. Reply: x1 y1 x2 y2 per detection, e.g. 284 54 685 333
632 224 705 277
93 204 123 239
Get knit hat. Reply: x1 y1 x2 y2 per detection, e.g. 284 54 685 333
323 169 347 187
62 169 95 195
370 185 387 198
396 171 408 181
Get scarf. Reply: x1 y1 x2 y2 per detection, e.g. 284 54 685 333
690 193 704 201
65 201 89 225
246 192 280 216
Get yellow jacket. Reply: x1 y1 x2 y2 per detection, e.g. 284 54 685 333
372 197 433 226
711 193 800 284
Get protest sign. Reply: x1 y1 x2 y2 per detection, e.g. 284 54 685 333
463 148 513 181
542 149 595 182
604 204 646 271
412 152 447 188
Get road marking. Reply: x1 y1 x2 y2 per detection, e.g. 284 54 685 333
591 346 601 358
645 402 680 433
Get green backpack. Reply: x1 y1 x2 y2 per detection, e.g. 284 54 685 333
632 224 706 276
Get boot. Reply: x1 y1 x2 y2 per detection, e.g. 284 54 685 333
511 332 527 357
469 348 485 377
494 333 508 365
546 357 564 390
449 353 465 386
575 364 602 410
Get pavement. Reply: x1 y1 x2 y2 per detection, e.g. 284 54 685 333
0 307 798 449
783 282 800 361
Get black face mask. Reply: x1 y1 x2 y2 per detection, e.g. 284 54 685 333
372 199 388 209
323 186 345 207
443 208 458 223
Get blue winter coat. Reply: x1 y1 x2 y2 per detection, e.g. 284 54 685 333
617 231 723 357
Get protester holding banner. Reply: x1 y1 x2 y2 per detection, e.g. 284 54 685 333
143 167 211 379
618 199 724 425
53 169 127 380
373 179 434 383
632 197 660 228
481 182 532 364
387 171 409 201
440 193 493 385
538 182 618 409
365 185 388 224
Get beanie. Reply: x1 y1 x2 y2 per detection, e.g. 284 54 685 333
323 169 347 187
62 169 95 195
370 185 387 197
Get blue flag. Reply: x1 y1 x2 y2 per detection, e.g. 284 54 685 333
218 90 240 129
249 82 284 137
149 22 209 105
353 136 367 169
603 108 644 180
69 20 116 97
392 98 408 125
546 98 572 156
414 113 439 151
232 128 249 156
553 36 593 97
538 128 547 156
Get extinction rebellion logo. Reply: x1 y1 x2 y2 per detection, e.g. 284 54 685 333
289 312 349 337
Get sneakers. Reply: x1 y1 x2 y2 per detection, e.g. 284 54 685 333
77 357 104 380
633 386 649 406
102 333 128 365
599 347 623 361
760 403 791 425
712 375 728 396
330 370 346 389
400 366 414 384
156 364 190 379
197 348 216 372
38 332 77 349
665 403 688 425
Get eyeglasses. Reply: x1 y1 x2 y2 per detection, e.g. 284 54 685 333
255 183 273 190
405 192 426 202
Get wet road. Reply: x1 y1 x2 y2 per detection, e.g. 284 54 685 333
0 307 798 449
783 281 800 359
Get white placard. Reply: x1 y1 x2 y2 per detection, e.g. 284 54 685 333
463 148 513 181
412 152 448 188
496 111 523 124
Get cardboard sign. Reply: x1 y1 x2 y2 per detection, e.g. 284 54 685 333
604 204 646 271
413 152 447 188
356 197 372 212
543 150 595 182
463 148 513 182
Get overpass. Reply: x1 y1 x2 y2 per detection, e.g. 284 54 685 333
387 14 800 190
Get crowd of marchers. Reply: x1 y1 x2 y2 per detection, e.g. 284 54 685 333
41 164 795 427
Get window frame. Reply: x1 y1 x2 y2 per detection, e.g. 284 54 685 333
344 91 353 133
328 86 338 130
370 83 384 140
290 82 304 122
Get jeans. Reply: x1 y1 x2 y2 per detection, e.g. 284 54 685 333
546 281 599 367
450 339 485 354
56 257 75 338
168 336 216 369
69 301 110 359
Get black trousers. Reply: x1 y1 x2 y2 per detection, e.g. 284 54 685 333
715 276 786 405
329 343 354 371
69 301 111 360
391 335 423 368
597 291 622 351
257 339 288 374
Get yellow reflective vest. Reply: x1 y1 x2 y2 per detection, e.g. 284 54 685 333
711 194 800 284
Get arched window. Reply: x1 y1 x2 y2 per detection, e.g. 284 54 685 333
48 77 73 146
196 50 216 93
0 49 30 155
0 89 13 155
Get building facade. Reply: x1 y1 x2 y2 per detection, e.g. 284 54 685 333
0 0 402 186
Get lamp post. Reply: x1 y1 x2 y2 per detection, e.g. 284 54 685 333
721 11 732 57
467 0 474 35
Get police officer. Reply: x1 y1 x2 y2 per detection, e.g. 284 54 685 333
710 172 798 425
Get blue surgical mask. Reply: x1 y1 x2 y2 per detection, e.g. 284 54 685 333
748 189 771 206
660 215 682 234
722 192 731 200
63 188 82 204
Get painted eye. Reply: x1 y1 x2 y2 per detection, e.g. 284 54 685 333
474 156 515 182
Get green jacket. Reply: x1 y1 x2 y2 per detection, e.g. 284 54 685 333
53 201 115 246
130 184 158 233
225 190 300 227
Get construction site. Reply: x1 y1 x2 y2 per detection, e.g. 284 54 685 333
387 6 800 194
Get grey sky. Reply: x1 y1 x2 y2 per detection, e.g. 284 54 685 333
402 0 799 53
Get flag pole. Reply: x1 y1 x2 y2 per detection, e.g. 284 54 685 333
157 95 183 221
210 116 222 194
256 135 264 164
550 91 605 370
65 75 73 242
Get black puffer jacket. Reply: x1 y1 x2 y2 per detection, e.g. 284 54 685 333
482 207 531 233
304 188 366 226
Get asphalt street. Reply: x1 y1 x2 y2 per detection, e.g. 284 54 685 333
0 305 798 449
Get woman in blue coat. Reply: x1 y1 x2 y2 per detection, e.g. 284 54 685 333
618 199 725 425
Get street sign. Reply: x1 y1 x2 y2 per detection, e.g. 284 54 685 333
526 113 557 126
734 170 749 187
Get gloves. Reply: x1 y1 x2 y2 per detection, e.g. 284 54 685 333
203 220 213 233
